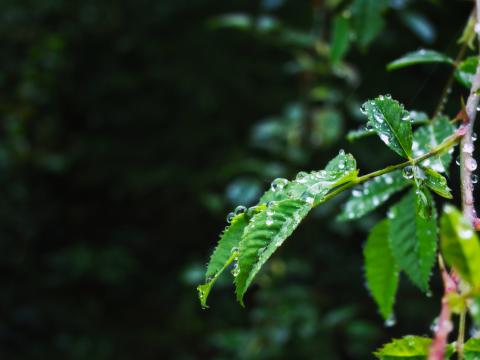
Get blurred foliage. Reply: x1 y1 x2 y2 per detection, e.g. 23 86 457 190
0 0 474 359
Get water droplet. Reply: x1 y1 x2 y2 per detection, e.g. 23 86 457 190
231 246 239 254
379 133 389 144
430 317 439 333
426 290 432 298
384 313 396 327
456 156 461 166
271 178 289 192
473 174 478 184
463 143 475 154
402 113 411 122
379 95 385 101
374 113 384 124
234 205 247 216
231 261 240 277
402 166 414 180
338 161 345 169
296 171 308 181
372 197 380 206
301 193 314 205
226 212 235 223
477 105 480 112
266 217 274 226
387 210 395 219
385 94 392 99
474 133 478 141
339 149 345 155
352 189 362 197
475 22 480 34
460 228 474 239
467 158 478 171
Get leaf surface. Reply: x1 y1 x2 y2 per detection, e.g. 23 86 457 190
412 116 455 173
364 220 399 320
362 96 413 158
440 205 480 287
387 50 454 71
330 14 350 64
389 190 437 292
235 199 312 304
338 170 408 221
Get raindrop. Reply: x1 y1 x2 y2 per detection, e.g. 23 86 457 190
473 174 478 184
226 212 235 223
338 161 345 169
384 175 393 185
402 113 411 122
339 149 345 155
352 189 362 197
467 158 478 171
271 178 289 192
379 95 385 101
456 156 461 166
474 133 478 141
402 166 414 180
301 193 314 205
231 261 240 277
234 205 247 216
266 218 274 226
384 313 396 327
463 143 475 154
379 133 390 144
430 317 439 333
477 106 480 112
296 171 308 181
460 228 474 239
426 290 432 298
231 247 239 254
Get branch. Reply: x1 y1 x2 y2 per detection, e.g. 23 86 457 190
318 130 463 205
428 257 458 360
461 3 480 230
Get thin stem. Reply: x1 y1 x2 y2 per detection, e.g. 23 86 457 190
457 308 467 360
317 131 463 206
432 39 469 119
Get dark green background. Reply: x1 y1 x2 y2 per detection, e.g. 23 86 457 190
0 0 474 359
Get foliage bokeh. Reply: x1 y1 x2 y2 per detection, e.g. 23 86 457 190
0 0 475 358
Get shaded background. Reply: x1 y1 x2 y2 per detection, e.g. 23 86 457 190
0 0 476 359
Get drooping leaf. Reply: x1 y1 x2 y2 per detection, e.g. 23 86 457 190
412 116 455 173
422 167 452 199
387 49 454 71
350 0 389 49
330 14 350 64
364 220 399 320
362 96 413 159
259 151 358 206
374 336 454 359
235 152 358 304
399 11 436 44
235 199 312 304
338 170 408 221
454 56 479 88
440 205 480 288
464 338 480 360
389 189 437 292
197 212 250 308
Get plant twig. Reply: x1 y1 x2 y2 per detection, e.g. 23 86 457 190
428 256 458 360
317 130 463 205
460 3 480 230
457 307 467 360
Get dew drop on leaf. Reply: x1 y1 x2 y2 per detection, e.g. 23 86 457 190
463 143 475 154
234 205 247 215
402 166 414 179
384 313 396 327
271 178 289 192
226 212 235 223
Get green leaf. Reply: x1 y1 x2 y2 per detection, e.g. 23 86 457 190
440 205 480 288
469 297 480 328
362 96 413 159
412 116 455 173
350 0 389 49
208 13 253 30
454 56 478 88
364 220 399 320
234 152 358 304
374 336 454 359
338 170 408 221
387 49 454 71
197 212 250 308
464 338 480 360
330 14 350 64
422 167 452 199
374 336 432 359
389 189 437 292
259 151 358 206
235 199 312 304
